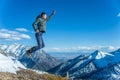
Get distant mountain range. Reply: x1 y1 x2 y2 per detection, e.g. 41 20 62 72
48 49 120 80
47 46 117 61
0 44 61 71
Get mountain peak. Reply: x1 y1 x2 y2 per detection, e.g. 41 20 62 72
90 50 114 60
90 50 105 59
94 50 100 53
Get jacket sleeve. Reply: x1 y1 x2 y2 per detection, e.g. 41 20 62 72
46 13 55 21
32 18 40 31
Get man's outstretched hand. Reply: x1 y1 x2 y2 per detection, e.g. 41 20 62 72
52 10 56 15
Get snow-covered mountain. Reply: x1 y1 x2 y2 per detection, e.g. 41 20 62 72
0 44 26 58
0 44 61 71
0 49 26 73
48 49 120 80
47 46 117 62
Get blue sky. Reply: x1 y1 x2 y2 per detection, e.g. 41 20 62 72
0 0 120 51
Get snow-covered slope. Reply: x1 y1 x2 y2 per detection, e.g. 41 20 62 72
90 50 120 68
48 49 120 79
0 44 61 71
0 49 25 73
0 44 27 58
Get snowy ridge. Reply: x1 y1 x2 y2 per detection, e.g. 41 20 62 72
48 49 120 79
0 43 27 58
91 50 113 59
0 52 26 73
90 50 120 68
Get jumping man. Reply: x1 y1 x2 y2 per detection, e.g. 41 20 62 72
26 10 56 56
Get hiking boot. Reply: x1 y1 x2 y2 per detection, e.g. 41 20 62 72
26 50 31 57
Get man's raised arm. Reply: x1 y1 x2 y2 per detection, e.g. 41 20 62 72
46 10 56 21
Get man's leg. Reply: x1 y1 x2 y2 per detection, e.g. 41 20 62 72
41 36 45 48
26 32 45 56
30 32 44 53
36 32 43 49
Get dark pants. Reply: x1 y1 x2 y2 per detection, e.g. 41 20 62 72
30 32 45 53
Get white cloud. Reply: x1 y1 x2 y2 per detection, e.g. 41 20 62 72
45 47 62 52
0 29 31 41
45 46 117 52
117 12 120 17
107 46 115 50
15 28 28 32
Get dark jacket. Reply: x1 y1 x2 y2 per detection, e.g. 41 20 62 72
32 13 54 33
